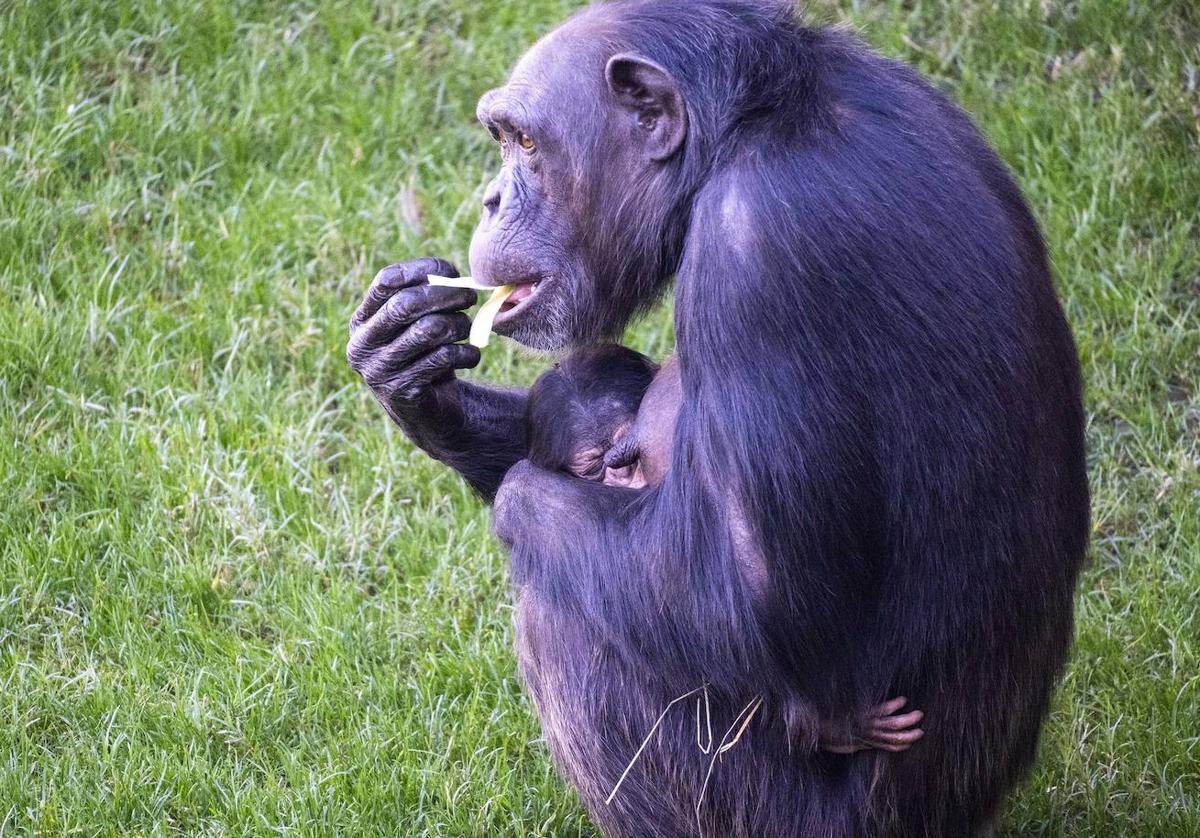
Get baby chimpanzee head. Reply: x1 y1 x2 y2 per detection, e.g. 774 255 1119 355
526 345 657 482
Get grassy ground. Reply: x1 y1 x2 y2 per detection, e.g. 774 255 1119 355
1 0 1197 834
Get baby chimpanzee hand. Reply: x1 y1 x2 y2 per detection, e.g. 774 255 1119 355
602 430 647 488
820 697 925 754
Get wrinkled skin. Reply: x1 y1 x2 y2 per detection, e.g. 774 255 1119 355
346 258 524 500
348 1 1088 835
467 21 693 351
344 18 690 496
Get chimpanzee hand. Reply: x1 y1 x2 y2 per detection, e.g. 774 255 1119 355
347 257 480 419
819 696 925 754
347 257 531 499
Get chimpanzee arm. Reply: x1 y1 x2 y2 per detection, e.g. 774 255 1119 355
497 456 925 755
494 460 769 688
394 380 528 501
502 251 887 712
347 258 528 500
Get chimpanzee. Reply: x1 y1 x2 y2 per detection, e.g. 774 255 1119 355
524 344 658 485
346 1 1089 835
526 343 927 755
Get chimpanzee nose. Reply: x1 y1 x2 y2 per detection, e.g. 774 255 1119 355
482 176 502 216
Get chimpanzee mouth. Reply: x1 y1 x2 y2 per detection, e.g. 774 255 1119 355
493 279 544 325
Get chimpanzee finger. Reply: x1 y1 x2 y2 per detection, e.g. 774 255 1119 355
369 312 473 372
604 433 641 471
349 283 477 357
870 729 925 751
350 257 458 335
872 709 924 732
874 697 909 717
375 343 481 403
873 725 926 744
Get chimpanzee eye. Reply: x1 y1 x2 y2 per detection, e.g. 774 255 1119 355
488 124 502 143
517 132 536 152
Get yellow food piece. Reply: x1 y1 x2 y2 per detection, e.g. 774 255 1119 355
426 274 493 290
427 275 513 349
469 285 514 348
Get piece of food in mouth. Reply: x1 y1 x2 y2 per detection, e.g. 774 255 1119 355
426 275 493 290
428 275 514 348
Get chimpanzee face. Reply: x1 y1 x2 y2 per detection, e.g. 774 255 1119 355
468 22 689 350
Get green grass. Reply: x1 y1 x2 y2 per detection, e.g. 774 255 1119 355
1 0 1197 834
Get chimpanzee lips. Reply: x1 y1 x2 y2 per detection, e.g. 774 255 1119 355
495 280 542 319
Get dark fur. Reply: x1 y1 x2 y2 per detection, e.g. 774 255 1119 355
492 3 1088 836
349 0 1088 834
526 346 658 480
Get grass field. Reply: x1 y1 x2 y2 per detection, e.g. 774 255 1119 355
2 0 1198 834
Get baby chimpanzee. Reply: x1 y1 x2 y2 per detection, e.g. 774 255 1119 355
525 345 658 485
525 344 924 754
525 345 680 489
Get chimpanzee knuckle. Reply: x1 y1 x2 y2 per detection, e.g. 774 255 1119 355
400 348 449 386
364 267 408 311
412 344 448 371
379 370 422 404
370 375 397 400
403 350 452 388
360 357 389 388
346 333 372 373
430 344 462 369
379 287 420 326
394 382 424 404
407 256 458 281
420 312 469 346
410 314 449 348
351 321 392 357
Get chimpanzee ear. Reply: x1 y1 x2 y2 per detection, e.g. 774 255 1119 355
605 53 688 161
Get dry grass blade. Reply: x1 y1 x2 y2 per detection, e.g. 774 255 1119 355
605 685 707 806
696 685 713 755
695 694 764 837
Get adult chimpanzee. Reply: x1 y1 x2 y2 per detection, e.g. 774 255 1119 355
346 1 1089 835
